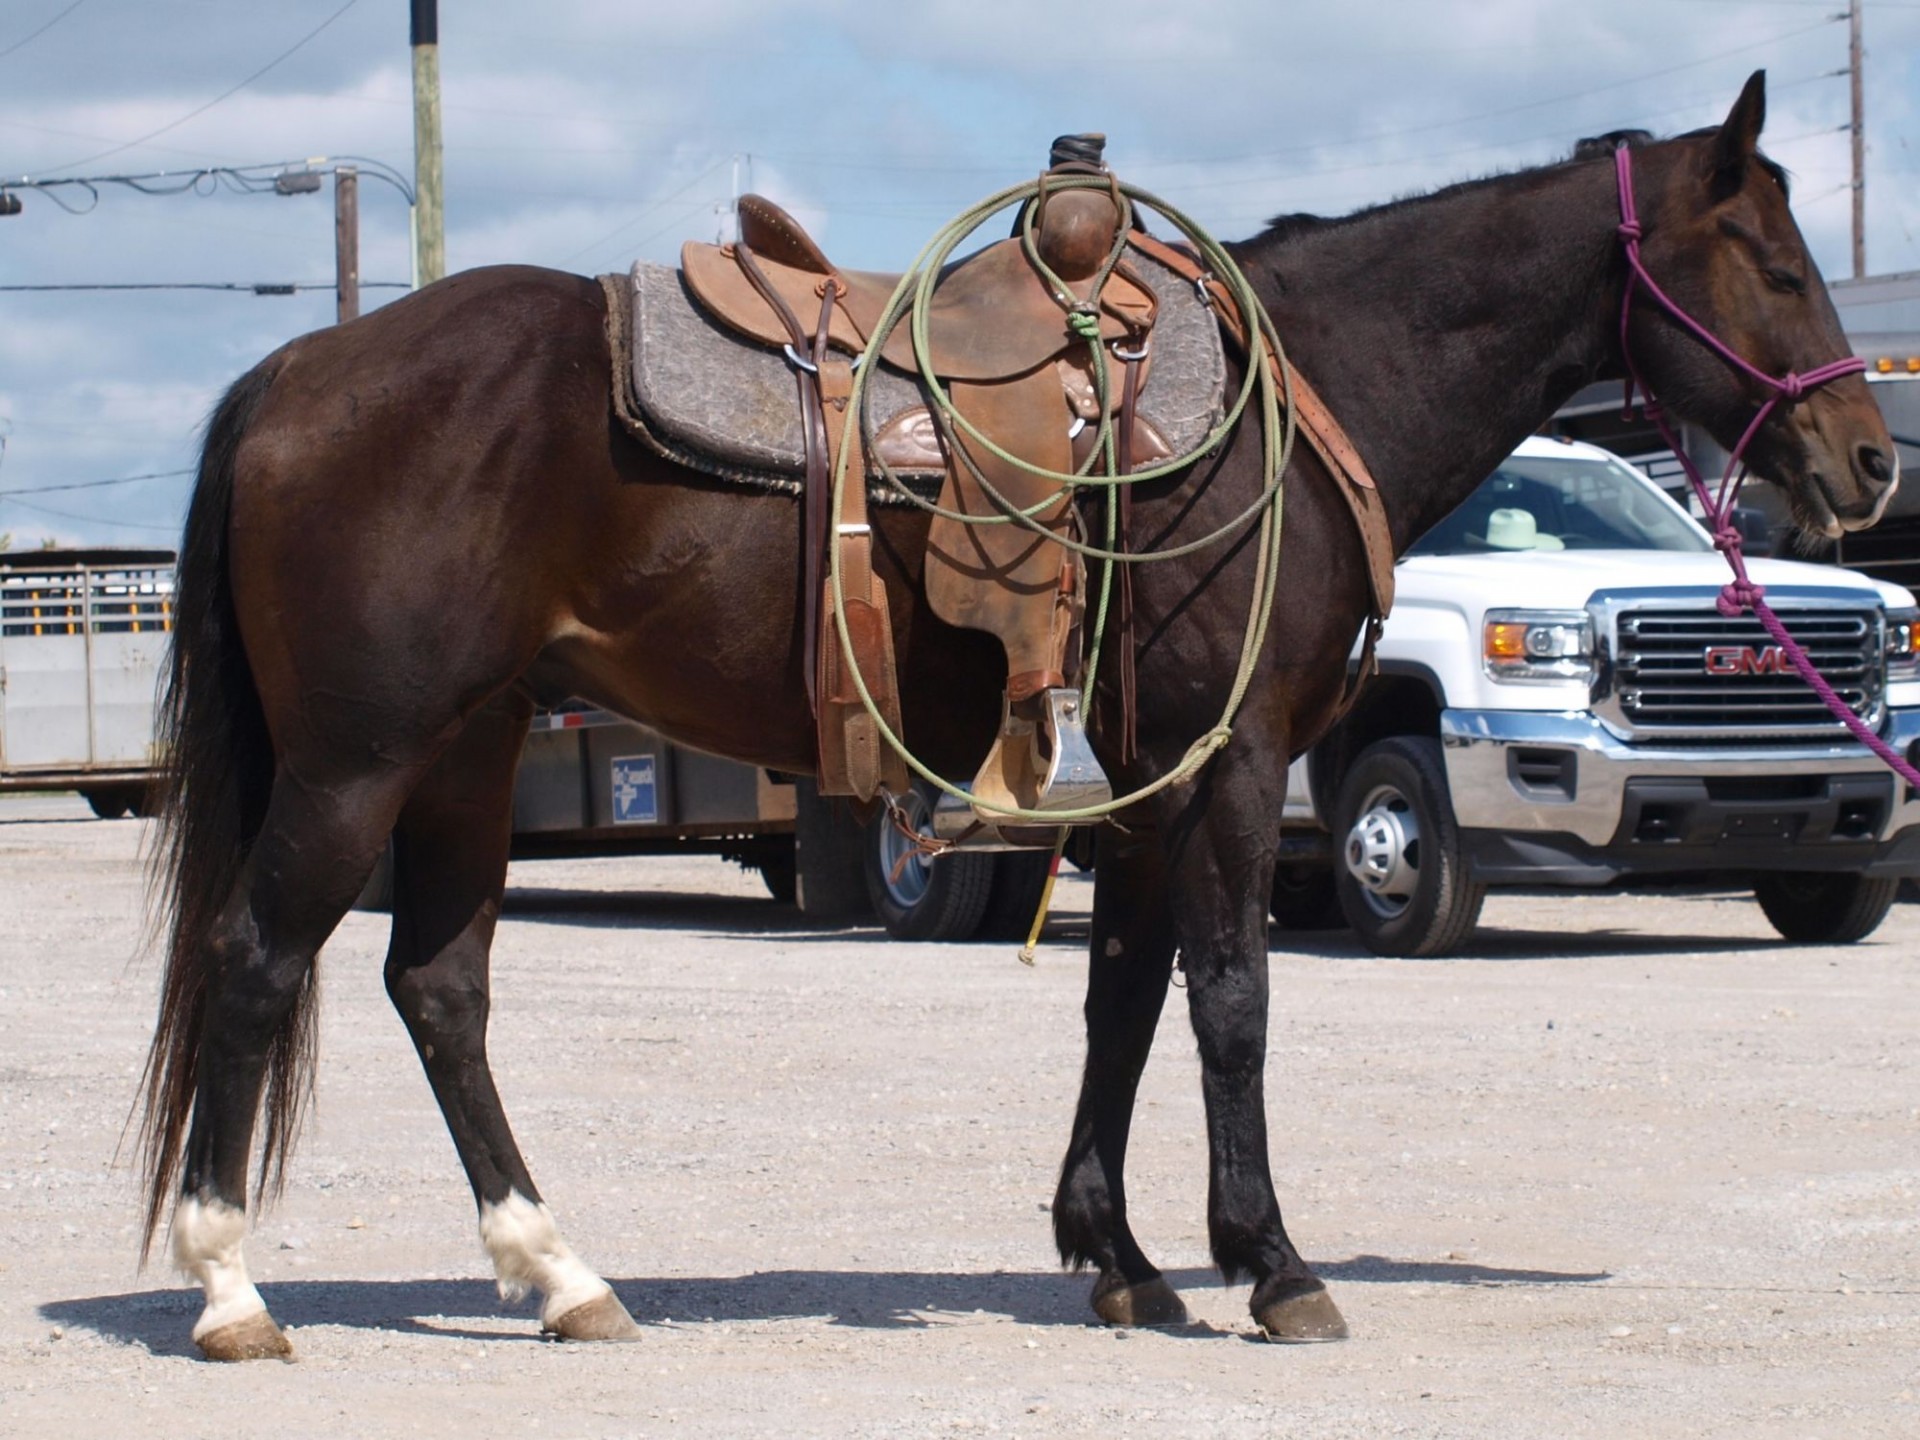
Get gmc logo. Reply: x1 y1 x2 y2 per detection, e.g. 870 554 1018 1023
1703 644 1789 676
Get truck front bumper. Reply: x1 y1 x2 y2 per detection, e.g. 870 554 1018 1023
1441 708 1920 884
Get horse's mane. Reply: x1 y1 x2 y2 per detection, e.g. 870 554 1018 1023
1249 147 1601 250
1248 124 1785 250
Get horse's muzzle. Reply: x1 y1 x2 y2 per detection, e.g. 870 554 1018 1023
1836 441 1900 530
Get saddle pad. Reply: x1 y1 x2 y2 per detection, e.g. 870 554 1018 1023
610 243 1227 494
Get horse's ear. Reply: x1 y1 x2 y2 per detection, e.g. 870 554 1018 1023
1710 70 1767 197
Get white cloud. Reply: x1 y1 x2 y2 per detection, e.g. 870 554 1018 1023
2 0 1916 544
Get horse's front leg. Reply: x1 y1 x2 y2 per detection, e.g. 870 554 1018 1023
1052 825 1189 1325
1168 757 1349 1341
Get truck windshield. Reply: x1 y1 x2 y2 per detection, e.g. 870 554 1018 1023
1408 453 1711 556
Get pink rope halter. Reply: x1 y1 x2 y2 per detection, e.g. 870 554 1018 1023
1612 143 1918 787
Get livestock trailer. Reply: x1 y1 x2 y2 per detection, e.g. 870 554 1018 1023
0 548 1029 939
0 548 174 816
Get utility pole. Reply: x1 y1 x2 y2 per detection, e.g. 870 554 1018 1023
411 0 444 286
334 167 360 322
1850 0 1865 279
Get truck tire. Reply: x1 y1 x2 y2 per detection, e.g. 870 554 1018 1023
1270 862 1343 931
755 845 798 904
1754 872 1899 944
863 781 995 941
976 849 1055 942
83 788 133 820
794 779 870 920
1332 736 1484 958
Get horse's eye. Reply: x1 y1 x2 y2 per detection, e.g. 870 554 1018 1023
1764 267 1807 297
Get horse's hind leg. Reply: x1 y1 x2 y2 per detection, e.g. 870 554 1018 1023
1052 826 1190 1326
171 764 415 1361
382 695 640 1341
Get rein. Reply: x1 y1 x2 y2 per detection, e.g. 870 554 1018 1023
1612 144 1920 789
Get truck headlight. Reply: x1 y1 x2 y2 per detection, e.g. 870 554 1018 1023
1483 609 1594 683
1887 607 1920 682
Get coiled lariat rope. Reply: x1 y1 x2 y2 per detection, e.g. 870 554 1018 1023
827 173 1297 824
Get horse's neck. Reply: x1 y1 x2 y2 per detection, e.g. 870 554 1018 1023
1247 160 1627 551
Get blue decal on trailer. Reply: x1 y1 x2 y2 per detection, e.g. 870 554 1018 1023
610 754 658 824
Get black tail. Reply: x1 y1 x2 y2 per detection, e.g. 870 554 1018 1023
137 360 306 1258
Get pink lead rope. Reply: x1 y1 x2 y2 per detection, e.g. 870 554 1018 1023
1611 144 1920 790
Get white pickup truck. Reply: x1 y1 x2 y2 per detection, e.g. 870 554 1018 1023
1278 435 1920 957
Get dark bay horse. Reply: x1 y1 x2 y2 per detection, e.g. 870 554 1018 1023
141 72 1893 1359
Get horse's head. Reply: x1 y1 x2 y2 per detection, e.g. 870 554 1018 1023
1622 71 1896 539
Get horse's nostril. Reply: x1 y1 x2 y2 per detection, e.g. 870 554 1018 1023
1858 444 1895 487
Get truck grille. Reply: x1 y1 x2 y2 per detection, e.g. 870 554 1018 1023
1607 605 1883 741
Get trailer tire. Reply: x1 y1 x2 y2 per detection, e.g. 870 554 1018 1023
756 845 798 905
1270 862 1343 930
863 781 995 941
1755 871 1899 944
975 849 1055 942
83 788 133 820
793 779 869 920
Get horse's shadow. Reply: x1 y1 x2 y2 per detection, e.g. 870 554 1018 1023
497 886 1098 947
39 1256 1608 1357
500 887 873 938
1271 926 1783 962
496 884 1787 961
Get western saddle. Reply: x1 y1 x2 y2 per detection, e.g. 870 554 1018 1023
673 134 1396 821
678 134 1161 818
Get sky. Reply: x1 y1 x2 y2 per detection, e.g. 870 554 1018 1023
2 0 1918 549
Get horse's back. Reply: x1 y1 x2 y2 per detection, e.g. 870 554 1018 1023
218 264 821 770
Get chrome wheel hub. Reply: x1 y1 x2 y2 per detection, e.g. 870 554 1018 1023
1343 784 1421 919
877 789 934 908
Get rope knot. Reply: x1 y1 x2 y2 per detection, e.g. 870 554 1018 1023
1067 305 1102 341
1711 524 1742 555
1776 371 1808 403
1717 577 1764 617
1616 220 1643 244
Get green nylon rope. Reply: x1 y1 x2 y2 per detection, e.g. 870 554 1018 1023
864 182 1293 563
827 174 1294 824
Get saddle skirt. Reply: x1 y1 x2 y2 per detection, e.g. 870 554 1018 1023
603 242 1228 495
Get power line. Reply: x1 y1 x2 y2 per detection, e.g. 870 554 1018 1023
742 22 1850 182
559 158 731 267
778 103 1854 219
0 492 180 531
2 156 416 214
0 0 86 61
0 281 407 293
42 0 364 174
0 469 193 498
1128 17 1847 171
576 202 715 269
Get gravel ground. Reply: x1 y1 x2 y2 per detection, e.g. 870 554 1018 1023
1 790 1916 1438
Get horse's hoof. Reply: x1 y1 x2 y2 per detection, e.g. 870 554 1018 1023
1254 1282 1348 1342
542 1290 643 1342
195 1311 294 1362
1091 1273 1190 1328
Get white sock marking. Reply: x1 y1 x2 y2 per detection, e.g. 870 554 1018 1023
477 1191 612 1324
172 1195 269 1340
